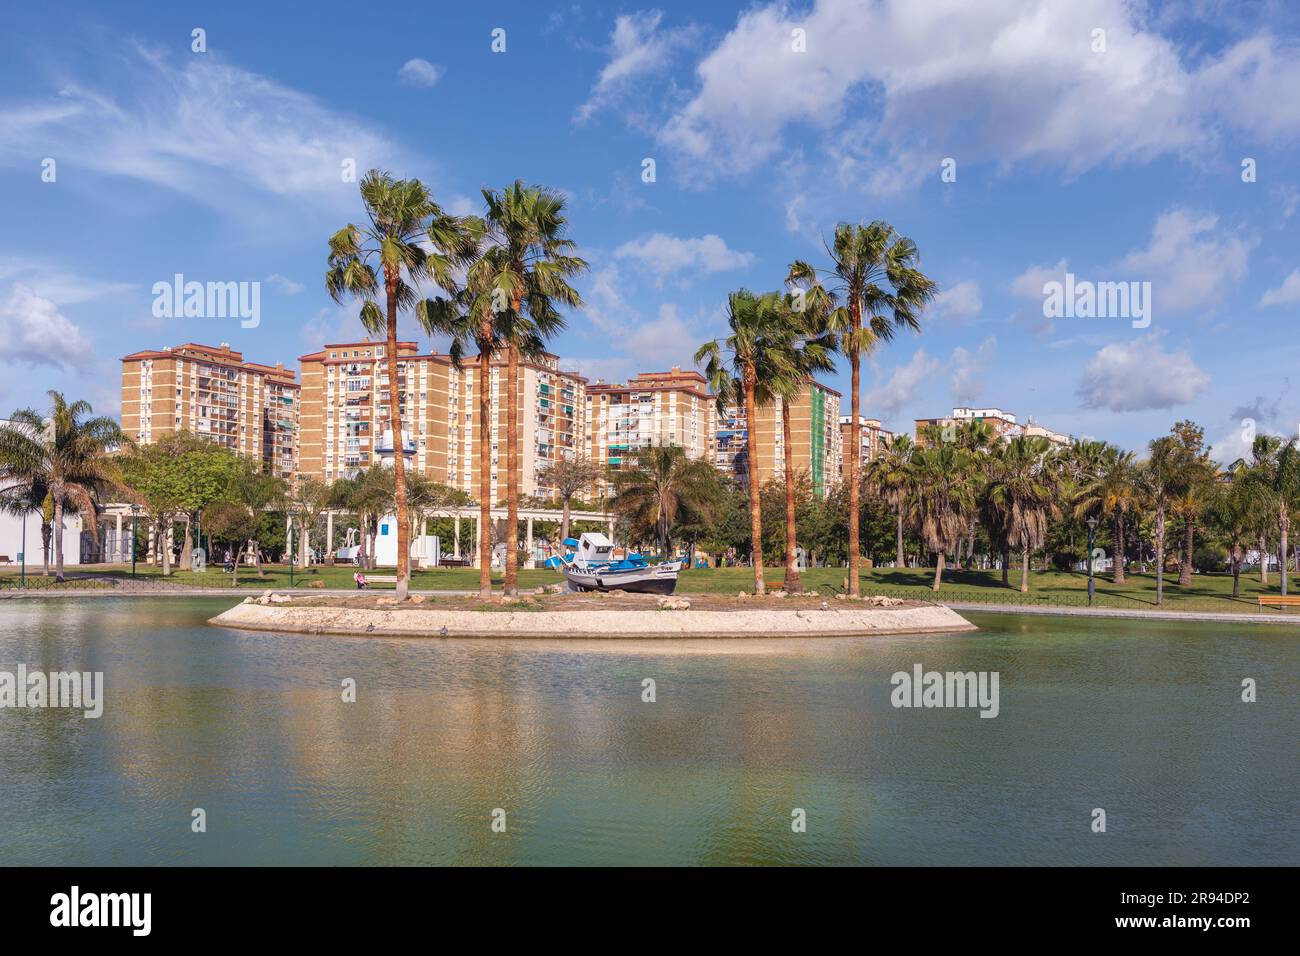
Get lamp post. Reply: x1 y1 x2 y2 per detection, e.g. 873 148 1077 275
19 496 29 589
130 504 139 578
1086 515 1099 607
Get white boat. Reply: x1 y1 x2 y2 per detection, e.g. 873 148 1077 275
559 533 682 595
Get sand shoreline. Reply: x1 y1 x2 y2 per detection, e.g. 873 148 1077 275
208 596 977 639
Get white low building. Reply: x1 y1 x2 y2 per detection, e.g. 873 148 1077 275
0 509 86 569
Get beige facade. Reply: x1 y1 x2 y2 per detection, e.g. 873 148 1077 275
586 367 715 495
120 342 299 478
716 381 842 498
297 343 586 503
839 416 894 478
914 406 1070 448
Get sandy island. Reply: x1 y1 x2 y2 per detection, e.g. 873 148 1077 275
208 590 977 639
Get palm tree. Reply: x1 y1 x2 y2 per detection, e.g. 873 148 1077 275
470 181 586 598
788 223 936 597
1211 463 1266 598
1140 436 1188 606
538 458 603 541
697 290 799 595
1169 420 1215 586
866 433 915 569
1248 434 1300 594
611 444 722 556
984 436 1061 593
910 444 977 590
771 293 837 592
1073 444 1138 584
0 392 124 581
327 170 478 600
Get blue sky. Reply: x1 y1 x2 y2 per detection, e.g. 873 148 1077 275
2 0 1298 463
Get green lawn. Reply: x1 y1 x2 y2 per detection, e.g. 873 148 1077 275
1 562 1292 613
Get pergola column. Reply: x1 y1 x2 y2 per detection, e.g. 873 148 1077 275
525 516 534 569
114 512 123 563
453 512 461 559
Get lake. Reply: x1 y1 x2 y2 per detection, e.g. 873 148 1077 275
0 596 1294 865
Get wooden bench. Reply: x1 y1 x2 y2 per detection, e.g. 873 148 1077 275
358 575 398 589
0 555 12 566
438 559 470 568
1257 595 1300 607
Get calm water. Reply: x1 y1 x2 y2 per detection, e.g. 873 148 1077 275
0 596 1294 866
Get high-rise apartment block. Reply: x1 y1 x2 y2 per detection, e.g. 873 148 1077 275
120 342 299 478
716 381 842 497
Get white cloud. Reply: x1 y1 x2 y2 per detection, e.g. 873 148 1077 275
863 348 942 418
0 259 133 305
0 285 95 371
398 58 443 88
1259 268 1300 307
932 280 982 321
0 44 406 212
575 10 696 125
1119 208 1253 313
655 0 1300 190
266 273 304 295
1076 336 1209 411
949 337 997 404
613 233 754 283
623 304 698 366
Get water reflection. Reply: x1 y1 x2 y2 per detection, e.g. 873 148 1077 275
0 597 1295 865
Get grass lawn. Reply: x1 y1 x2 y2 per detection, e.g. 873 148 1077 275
2 562 1293 613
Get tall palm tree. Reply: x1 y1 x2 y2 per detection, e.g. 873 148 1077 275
697 290 799 595
866 433 915 569
984 436 1061 593
1246 434 1300 595
327 170 478 600
1211 462 1266 598
1073 444 1138 584
0 392 124 581
771 293 837 592
788 223 936 597
610 444 721 555
471 181 586 598
1169 420 1214 586
1140 436 1187 606
910 444 977 590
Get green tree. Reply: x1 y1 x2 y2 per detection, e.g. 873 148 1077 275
1140 436 1188 606
0 392 124 580
867 433 916 569
788 222 936 596
327 170 477 599
984 436 1061 593
1072 443 1138 584
911 444 977 590
697 289 800 595
538 458 603 541
611 444 722 557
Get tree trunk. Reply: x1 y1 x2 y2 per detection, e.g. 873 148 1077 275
895 505 904 568
1020 546 1030 593
478 342 494 600
1260 534 1268 584
161 520 172 577
53 497 66 582
932 550 944 591
1231 547 1241 598
782 403 801 592
1001 546 1010 586
1154 509 1165 606
230 543 242 588
252 539 263 577
847 330 861 597
504 342 520 598
1280 512 1289 597
180 515 193 572
1179 515 1193 585
1113 512 1126 583
560 498 571 543
743 369 765 595
384 281 410 601
41 521 51 576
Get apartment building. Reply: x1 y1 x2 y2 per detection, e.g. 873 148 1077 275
297 342 586 503
120 342 299 478
586 367 715 495
717 381 842 497
914 406 1070 448
839 416 895 477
